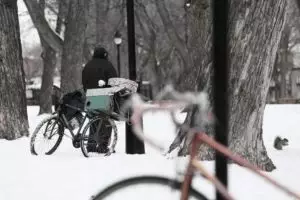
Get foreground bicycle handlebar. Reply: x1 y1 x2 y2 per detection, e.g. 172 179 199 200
129 85 211 151
127 85 300 200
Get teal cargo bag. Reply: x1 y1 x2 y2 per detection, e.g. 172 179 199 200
85 88 114 112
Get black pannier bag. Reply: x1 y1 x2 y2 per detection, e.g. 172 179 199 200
60 90 85 129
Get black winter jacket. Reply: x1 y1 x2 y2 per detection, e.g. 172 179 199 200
82 58 117 91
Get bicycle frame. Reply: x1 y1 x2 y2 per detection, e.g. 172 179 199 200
180 131 300 200
128 94 300 200
55 102 88 141
60 112 88 140
59 103 126 142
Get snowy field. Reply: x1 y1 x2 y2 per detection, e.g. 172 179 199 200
0 105 300 200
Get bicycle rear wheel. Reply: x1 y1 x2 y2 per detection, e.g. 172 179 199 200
91 176 209 200
30 114 64 155
80 117 118 157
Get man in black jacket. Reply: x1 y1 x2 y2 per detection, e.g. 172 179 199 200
82 46 118 153
82 46 117 91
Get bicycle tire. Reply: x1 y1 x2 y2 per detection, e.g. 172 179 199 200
91 176 209 200
30 114 64 155
80 117 118 157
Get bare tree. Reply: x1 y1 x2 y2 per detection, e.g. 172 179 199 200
272 0 300 102
166 0 287 171
60 0 89 93
0 0 29 139
55 0 69 35
38 0 57 114
277 25 292 99
133 1 185 91
39 40 56 114
296 0 300 11
24 0 89 94
24 0 63 53
24 0 190 91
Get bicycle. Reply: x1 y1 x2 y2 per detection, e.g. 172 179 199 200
30 89 122 157
90 85 300 200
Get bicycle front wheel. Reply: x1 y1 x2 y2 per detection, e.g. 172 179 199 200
91 176 209 200
30 114 64 155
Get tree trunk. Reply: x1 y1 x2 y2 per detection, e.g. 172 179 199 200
227 1 286 171
296 0 300 11
38 0 56 114
56 0 69 35
95 0 101 44
38 39 56 114
0 0 29 139
60 0 89 93
23 0 63 53
278 25 290 99
155 0 193 86
169 0 286 171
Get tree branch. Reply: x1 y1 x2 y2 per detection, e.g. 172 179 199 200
296 0 300 11
136 1 159 32
155 0 192 68
289 37 300 50
23 0 63 53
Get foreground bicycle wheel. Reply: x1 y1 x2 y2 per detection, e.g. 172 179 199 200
80 117 118 157
91 176 209 200
30 114 64 155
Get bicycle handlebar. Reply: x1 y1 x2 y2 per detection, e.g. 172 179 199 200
129 85 211 151
128 85 300 200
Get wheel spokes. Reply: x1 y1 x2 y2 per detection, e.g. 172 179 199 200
34 119 61 154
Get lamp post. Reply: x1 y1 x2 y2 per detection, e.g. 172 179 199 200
114 30 122 77
212 0 229 199
184 0 191 45
126 0 145 154
185 0 191 8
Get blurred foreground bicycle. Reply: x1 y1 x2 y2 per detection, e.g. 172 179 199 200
91 85 300 200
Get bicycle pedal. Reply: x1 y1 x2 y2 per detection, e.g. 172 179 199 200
72 140 81 148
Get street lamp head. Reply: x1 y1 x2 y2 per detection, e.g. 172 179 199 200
185 0 191 8
114 30 122 45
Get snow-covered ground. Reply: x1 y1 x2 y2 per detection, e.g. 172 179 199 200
0 105 300 200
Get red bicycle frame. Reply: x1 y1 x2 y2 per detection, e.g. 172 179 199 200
180 131 300 200
129 96 300 200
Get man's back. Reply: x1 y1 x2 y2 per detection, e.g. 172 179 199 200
82 52 117 91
